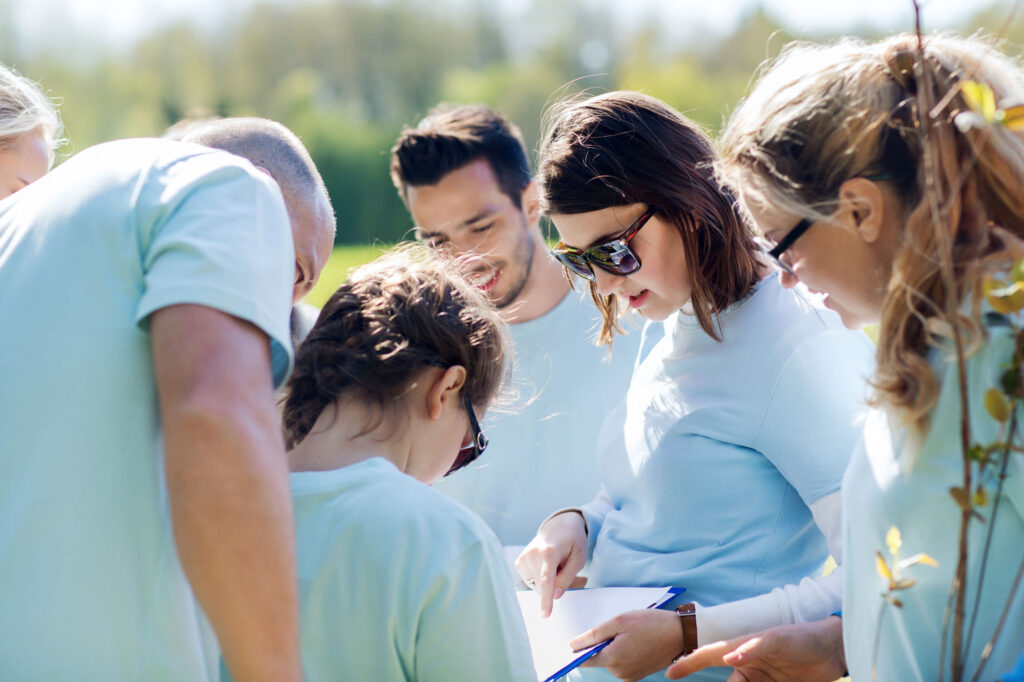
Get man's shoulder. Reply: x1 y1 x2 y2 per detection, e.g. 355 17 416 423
69 138 210 172
67 138 269 193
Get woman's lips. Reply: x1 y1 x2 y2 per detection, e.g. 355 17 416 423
628 290 649 308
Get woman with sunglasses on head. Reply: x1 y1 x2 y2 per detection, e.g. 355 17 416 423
277 245 535 682
514 91 875 682
667 33 1024 682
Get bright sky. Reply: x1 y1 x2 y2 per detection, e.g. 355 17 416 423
687 0 994 32
6 0 1014 54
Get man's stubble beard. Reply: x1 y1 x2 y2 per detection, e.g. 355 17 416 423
493 218 537 310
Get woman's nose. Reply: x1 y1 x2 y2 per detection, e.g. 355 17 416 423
592 267 625 297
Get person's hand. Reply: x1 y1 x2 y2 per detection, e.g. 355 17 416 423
665 617 846 681
570 608 683 682
515 511 588 617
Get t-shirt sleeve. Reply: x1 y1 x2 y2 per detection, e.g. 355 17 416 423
754 328 874 506
132 153 295 387
414 530 536 682
580 486 614 557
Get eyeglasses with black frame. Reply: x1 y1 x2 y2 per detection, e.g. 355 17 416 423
551 209 655 281
756 174 895 276
753 218 813 277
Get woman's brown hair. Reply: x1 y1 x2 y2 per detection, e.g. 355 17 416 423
281 243 509 449
536 91 762 344
718 33 1024 432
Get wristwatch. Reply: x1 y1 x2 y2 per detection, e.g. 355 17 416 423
675 603 698 657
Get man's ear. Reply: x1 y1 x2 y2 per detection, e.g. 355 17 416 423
521 181 541 225
425 365 467 421
836 178 885 244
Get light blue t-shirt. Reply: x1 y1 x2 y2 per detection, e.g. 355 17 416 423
1005 652 1024 682
578 277 874 682
843 312 1024 681
0 139 295 680
433 288 640 546
289 457 536 682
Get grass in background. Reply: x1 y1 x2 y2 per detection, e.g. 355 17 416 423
305 243 396 308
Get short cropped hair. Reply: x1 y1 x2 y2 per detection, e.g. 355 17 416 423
390 103 531 208
182 117 333 223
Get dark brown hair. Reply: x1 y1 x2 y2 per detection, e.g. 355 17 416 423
537 91 761 344
281 244 508 449
390 103 531 209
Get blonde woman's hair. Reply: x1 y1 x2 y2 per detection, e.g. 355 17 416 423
0 63 61 159
718 33 1024 431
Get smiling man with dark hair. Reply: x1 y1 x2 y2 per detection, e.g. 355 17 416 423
389 103 639 550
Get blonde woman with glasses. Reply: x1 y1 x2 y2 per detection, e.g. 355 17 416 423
670 32 1024 682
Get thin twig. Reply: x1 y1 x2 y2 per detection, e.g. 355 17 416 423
971 554 1024 681
995 0 1023 40
915 33 975 682
939 577 956 682
968 342 1024 681
964 407 1017 663
871 600 889 682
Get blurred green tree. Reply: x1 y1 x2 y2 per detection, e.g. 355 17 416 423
9 0 1023 244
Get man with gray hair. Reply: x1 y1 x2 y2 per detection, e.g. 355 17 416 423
0 118 332 681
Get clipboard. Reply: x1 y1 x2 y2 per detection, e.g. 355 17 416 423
517 586 685 682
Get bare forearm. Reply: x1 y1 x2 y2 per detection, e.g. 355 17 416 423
165 403 302 682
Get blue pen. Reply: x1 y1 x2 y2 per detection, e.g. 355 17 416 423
544 587 686 682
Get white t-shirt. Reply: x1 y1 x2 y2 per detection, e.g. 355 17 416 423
433 287 640 546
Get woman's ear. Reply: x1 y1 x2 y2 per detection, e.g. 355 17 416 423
425 365 467 421
836 178 885 243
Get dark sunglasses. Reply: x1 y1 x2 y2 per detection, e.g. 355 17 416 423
446 394 488 477
427 359 489 477
552 209 655 281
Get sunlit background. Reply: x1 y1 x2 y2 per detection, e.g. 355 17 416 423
3 0 1021 303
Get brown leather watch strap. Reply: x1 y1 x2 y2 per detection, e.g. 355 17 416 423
675 602 698 657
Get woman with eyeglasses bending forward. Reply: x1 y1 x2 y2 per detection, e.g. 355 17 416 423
513 91 875 682
668 33 1024 682
277 245 535 682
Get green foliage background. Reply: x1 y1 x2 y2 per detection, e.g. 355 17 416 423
3 0 1022 249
